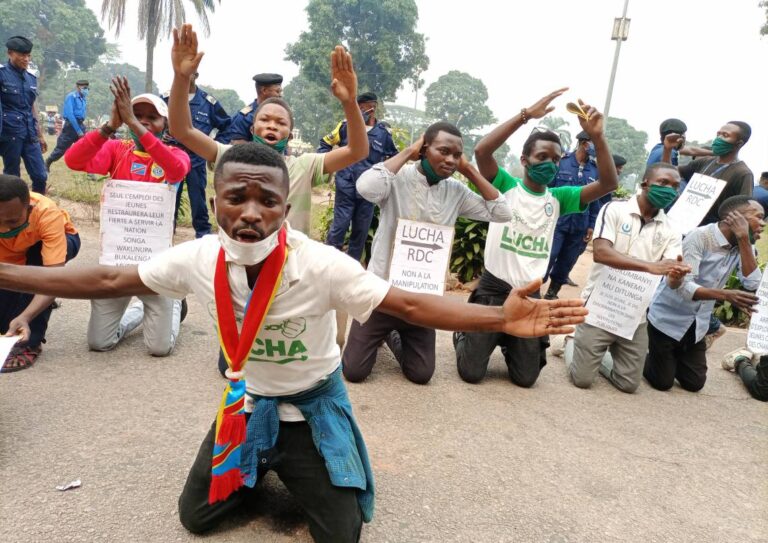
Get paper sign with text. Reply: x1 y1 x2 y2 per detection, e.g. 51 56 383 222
747 271 768 354
388 219 455 294
0 335 21 371
99 179 175 266
666 173 726 235
585 268 659 340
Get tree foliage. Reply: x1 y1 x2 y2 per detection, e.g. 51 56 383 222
424 71 495 133
37 59 157 120
760 1 768 35
285 0 429 101
0 0 106 84
100 0 218 92
198 84 244 117
283 74 339 146
604 116 648 180
540 116 573 151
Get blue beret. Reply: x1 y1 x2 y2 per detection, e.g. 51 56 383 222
6 36 33 53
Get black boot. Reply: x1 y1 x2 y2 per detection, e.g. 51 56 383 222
544 282 562 300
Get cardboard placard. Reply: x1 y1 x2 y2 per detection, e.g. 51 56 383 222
388 219 455 294
666 173 726 235
585 268 659 340
747 272 768 354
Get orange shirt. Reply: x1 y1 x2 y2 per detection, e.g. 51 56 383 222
0 193 78 266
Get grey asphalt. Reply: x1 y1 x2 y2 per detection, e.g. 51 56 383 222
1 222 766 543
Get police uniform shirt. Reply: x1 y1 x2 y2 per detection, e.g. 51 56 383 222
62 89 87 133
0 61 40 140
317 120 398 184
550 151 600 233
222 99 258 143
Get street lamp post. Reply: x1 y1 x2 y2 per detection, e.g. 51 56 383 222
604 0 631 117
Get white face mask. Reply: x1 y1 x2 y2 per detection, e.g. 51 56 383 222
217 226 280 266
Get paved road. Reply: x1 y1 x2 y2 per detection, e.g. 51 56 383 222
1 222 766 543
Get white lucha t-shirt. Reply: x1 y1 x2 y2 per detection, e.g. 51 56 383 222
138 227 390 420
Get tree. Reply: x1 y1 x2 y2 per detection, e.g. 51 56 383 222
285 0 429 101
37 59 157 121
540 116 573 151
282 74 339 146
198 85 244 117
760 1 768 35
383 104 433 139
0 0 106 85
604 116 648 180
100 0 218 93
424 71 495 133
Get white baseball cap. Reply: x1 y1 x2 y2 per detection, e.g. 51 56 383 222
131 93 168 118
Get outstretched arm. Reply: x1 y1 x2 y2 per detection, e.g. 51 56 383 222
474 88 568 180
378 279 587 336
321 47 368 174
167 24 218 162
575 101 619 205
0 263 154 299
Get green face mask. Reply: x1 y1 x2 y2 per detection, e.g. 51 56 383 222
646 184 679 209
0 221 30 238
526 161 559 186
253 134 289 153
711 136 735 157
420 158 446 186
130 129 165 152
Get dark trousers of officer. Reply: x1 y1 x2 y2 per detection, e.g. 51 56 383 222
738 356 768 401
178 419 362 543
327 182 375 262
343 310 436 384
644 321 708 392
0 136 48 193
0 233 81 348
544 226 586 285
46 121 83 165
174 161 211 238
454 271 548 387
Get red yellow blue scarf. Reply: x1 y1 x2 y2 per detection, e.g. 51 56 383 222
209 226 288 504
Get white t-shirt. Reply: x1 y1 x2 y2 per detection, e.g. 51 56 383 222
483 168 585 287
582 195 682 301
214 142 326 235
138 226 390 420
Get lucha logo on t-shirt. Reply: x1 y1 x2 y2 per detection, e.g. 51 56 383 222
499 226 550 259
248 318 309 365
620 222 632 234
544 202 554 217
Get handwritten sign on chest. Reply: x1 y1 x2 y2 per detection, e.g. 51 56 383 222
667 173 726 235
99 179 175 266
388 219 455 294
585 268 659 340
747 272 768 354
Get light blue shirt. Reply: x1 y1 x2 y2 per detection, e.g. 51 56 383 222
648 222 761 342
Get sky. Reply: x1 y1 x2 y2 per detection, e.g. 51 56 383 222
84 0 767 174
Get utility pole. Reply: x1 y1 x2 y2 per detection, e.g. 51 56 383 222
604 0 631 117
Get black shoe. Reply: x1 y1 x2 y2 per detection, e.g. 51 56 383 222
566 277 578 287
180 298 188 323
544 282 562 300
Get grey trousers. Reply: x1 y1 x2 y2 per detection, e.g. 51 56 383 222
87 295 181 357
568 321 648 393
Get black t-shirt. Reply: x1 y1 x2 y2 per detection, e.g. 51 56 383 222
679 157 754 225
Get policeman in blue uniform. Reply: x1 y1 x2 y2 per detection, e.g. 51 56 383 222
162 71 231 237
221 73 282 144
318 91 398 261
544 130 600 299
45 79 89 170
0 36 48 193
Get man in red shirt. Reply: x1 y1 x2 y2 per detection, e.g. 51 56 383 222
65 76 190 357
0 174 80 371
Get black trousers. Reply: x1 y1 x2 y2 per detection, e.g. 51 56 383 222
342 310 436 384
47 121 84 164
644 321 707 392
738 356 768 401
454 271 547 387
178 419 362 542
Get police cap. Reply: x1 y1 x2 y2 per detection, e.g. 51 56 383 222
576 130 591 141
659 118 687 136
612 154 627 167
76 80 89 87
357 92 378 103
6 36 33 53
252 73 283 86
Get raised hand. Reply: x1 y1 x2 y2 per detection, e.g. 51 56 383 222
330 45 357 104
663 132 686 151
408 134 425 161
502 278 587 337
172 24 204 77
107 100 122 131
724 210 751 242
573 99 603 138
526 87 569 120
110 76 136 127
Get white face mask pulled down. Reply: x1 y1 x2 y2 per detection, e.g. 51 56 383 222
217 226 280 266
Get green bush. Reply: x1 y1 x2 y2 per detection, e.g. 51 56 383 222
712 262 766 328
450 218 488 283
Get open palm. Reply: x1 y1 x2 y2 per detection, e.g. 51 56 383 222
502 279 587 337
172 24 204 77
330 45 357 103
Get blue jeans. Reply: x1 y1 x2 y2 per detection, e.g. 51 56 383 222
0 233 81 348
326 181 374 262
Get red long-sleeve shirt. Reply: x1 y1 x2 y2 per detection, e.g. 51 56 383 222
64 130 190 183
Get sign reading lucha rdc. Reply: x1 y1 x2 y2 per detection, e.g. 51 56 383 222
388 218 455 295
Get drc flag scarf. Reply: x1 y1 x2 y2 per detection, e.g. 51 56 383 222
209 226 288 504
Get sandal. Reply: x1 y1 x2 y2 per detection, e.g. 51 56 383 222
1 345 42 373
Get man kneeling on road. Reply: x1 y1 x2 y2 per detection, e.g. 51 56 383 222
1 174 80 372
0 143 586 541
